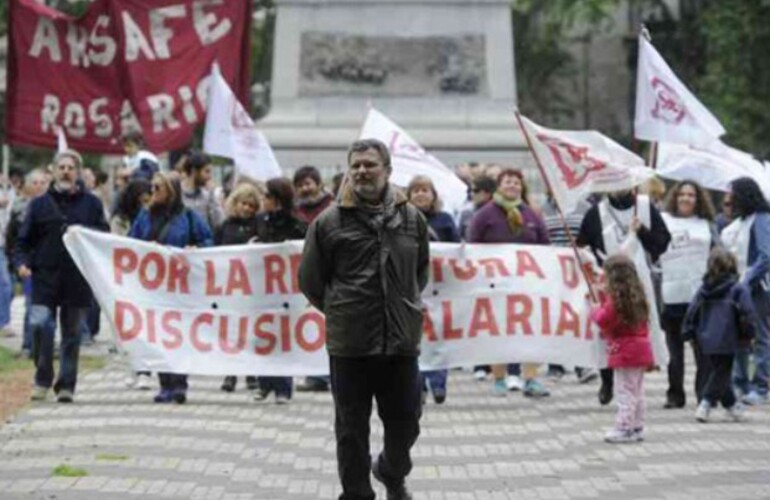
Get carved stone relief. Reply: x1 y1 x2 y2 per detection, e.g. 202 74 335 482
299 33 487 97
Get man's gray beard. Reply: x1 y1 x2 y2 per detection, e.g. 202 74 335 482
55 180 73 192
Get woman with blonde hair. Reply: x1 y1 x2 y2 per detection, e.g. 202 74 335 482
217 183 263 392
407 175 460 404
129 172 214 403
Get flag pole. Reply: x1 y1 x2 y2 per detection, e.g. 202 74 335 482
639 25 658 171
514 110 599 303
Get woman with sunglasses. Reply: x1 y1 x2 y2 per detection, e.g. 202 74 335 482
129 172 214 404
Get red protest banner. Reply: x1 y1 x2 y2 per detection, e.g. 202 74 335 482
5 0 251 154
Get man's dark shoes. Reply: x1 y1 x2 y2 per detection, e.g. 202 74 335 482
221 376 237 393
663 398 685 409
372 459 413 500
295 378 329 392
245 376 259 391
598 382 613 406
172 389 187 404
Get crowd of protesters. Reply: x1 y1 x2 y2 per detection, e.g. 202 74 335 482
4 134 769 444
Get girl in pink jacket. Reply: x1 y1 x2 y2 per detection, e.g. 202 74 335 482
591 254 654 443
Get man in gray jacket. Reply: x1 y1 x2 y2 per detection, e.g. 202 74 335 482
299 139 430 500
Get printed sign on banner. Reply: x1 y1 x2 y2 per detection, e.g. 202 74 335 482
518 114 653 213
63 227 629 376
6 0 252 154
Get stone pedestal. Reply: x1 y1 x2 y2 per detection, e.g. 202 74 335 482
262 0 529 173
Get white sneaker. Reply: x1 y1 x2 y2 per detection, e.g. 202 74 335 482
505 375 524 392
473 369 488 381
695 401 711 423
30 386 49 401
136 373 152 391
604 428 636 444
725 403 748 422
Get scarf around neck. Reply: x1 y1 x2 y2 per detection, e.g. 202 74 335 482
354 185 397 231
493 192 524 233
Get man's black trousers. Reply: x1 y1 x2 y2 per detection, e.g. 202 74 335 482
330 355 422 500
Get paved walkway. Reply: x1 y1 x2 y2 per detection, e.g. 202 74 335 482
2 299 770 500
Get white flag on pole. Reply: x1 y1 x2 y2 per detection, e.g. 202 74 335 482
359 108 468 214
635 34 725 145
56 126 68 154
517 113 653 213
657 141 770 198
203 64 282 182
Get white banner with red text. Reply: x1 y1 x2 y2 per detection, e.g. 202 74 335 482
62 227 629 376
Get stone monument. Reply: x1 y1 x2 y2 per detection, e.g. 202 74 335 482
261 0 529 173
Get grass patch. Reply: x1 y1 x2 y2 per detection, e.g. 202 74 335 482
95 453 129 461
52 464 88 477
80 355 106 372
0 345 105 374
0 345 29 374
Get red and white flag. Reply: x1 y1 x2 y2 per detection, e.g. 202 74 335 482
517 113 653 213
635 34 725 145
360 108 468 214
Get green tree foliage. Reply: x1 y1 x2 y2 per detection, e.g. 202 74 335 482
512 0 620 125
696 1 770 158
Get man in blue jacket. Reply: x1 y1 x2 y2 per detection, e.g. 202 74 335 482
17 149 109 403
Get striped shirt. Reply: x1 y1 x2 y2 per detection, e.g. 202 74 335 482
541 199 593 248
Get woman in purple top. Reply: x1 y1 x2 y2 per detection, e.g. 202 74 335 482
468 168 551 398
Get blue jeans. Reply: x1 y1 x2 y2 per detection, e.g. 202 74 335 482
421 370 447 395
734 291 770 396
21 290 56 352
0 252 13 328
31 305 88 393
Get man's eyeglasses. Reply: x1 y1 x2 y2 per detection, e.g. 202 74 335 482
57 164 76 172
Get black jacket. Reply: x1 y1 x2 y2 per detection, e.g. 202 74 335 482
17 184 109 307
577 195 671 265
254 211 307 244
299 185 430 357
215 216 261 246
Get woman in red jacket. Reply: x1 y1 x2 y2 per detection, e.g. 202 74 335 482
591 254 653 444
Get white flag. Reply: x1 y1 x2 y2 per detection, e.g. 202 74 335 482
517 113 653 213
657 141 770 199
635 35 725 145
359 108 468 214
56 126 68 154
203 64 282 182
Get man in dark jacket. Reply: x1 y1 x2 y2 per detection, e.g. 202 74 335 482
299 139 430 500
17 150 109 403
